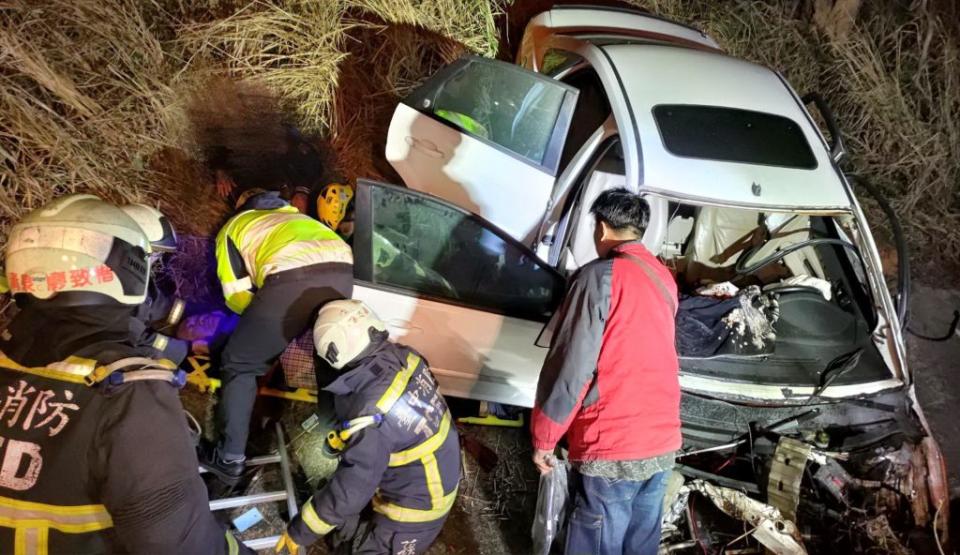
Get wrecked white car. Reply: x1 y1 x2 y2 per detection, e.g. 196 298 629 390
339 6 948 552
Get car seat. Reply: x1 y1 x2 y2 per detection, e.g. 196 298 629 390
686 207 824 279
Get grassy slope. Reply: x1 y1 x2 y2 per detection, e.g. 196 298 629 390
0 0 956 282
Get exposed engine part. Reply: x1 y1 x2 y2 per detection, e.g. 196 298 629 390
674 414 946 552
676 464 760 494
660 471 690 540
687 480 807 554
659 539 697 552
812 457 854 504
767 437 812 521
861 515 910 555
873 443 933 528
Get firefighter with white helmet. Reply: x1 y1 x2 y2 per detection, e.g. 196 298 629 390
199 189 353 484
276 300 460 555
0 194 249 554
120 203 178 254
5 194 151 304
120 203 190 364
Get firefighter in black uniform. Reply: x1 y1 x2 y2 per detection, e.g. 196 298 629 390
0 194 250 554
121 203 191 365
276 300 460 555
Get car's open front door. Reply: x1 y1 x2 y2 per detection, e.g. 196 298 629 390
351 180 566 407
386 56 579 246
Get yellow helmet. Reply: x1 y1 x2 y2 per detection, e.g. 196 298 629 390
317 183 354 231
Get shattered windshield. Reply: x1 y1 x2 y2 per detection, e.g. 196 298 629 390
663 202 888 390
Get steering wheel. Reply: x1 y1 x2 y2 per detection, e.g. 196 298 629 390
734 237 864 276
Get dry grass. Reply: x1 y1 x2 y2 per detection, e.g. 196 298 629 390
327 20 467 183
1 0 957 280
0 0 182 246
162 234 221 304
826 8 960 265
177 0 504 134
179 1 350 134
346 0 504 57
629 0 960 273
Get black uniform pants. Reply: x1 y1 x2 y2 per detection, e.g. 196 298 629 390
218 264 352 457
352 516 446 555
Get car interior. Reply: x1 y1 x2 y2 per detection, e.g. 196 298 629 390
378 46 891 389
551 137 887 388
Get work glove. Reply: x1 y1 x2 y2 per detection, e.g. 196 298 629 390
275 531 302 555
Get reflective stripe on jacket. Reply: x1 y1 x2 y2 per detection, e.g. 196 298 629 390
0 353 247 555
215 206 353 314
0 302 249 554
288 343 460 545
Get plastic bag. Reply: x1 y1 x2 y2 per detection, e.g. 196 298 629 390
532 456 570 555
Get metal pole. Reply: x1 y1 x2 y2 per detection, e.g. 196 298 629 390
244 535 281 551
199 454 281 474
209 491 288 511
276 422 299 518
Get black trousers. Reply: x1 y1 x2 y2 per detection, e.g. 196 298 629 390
337 515 445 555
217 264 353 457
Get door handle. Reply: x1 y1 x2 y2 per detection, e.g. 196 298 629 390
405 136 444 159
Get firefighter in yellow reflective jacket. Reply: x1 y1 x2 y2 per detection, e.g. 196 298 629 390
276 300 460 555
0 194 249 554
200 189 353 484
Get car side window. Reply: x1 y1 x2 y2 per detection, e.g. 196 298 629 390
407 57 577 172
368 184 563 320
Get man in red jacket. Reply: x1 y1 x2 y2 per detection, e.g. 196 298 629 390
532 188 681 555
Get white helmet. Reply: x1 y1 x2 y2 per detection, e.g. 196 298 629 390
313 300 388 370
5 194 152 305
120 203 177 253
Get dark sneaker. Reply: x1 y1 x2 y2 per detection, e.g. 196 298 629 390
198 440 244 485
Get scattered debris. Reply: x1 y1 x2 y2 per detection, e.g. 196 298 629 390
696 281 739 298
767 437 813 522
688 480 807 554
860 515 910 555
722 286 778 351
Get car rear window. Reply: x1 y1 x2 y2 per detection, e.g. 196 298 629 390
653 105 817 169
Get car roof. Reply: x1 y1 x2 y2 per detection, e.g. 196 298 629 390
599 44 854 211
